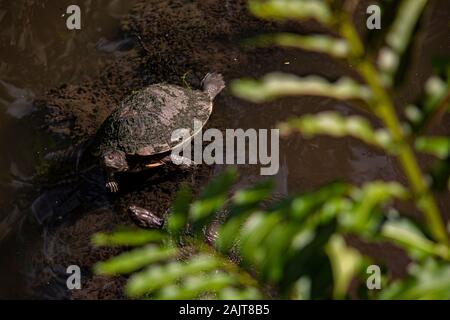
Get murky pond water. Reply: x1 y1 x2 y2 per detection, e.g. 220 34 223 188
0 0 136 298
0 0 449 299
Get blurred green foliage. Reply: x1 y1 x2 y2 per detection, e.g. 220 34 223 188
93 0 450 299
94 169 449 299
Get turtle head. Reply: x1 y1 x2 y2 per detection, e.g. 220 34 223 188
201 72 225 100
102 150 129 172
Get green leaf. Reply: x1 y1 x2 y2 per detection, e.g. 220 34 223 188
304 198 352 230
381 218 450 261
216 214 249 253
229 179 275 218
248 0 332 25
94 245 178 275
232 73 372 103
377 0 428 87
233 179 274 206
326 234 364 299
279 112 393 151
126 255 222 297
384 0 427 53
190 169 237 224
343 181 408 232
217 287 263 300
407 75 450 132
283 223 335 296
259 222 299 282
92 229 166 247
422 76 449 114
274 182 349 221
246 33 349 58
380 259 450 299
352 180 408 200
155 273 237 299
415 136 450 159
215 180 275 252
239 212 282 267
291 276 312 300
167 184 192 235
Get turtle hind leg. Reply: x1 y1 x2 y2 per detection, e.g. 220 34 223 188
165 154 197 170
145 155 196 170
144 161 166 169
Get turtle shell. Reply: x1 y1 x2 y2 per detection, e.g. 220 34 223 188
95 84 212 156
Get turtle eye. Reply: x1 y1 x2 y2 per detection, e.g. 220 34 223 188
107 154 115 160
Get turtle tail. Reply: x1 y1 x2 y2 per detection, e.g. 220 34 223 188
201 73 225 100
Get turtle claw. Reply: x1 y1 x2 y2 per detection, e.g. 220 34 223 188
106 181 119 193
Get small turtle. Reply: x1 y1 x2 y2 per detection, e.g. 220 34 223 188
127 205 218 244
128 205 165 229
93 73 225 192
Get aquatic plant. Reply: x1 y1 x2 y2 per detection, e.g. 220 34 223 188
93 0 450 299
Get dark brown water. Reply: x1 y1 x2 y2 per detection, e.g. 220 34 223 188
0 0 136 298
0 0 449 299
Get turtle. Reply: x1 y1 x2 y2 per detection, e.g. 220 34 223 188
127 205 218 244
31 73 224 225
93 72 226 192
128 205 165 229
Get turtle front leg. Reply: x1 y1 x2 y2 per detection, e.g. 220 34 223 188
102 149 129 193
106 172 119 193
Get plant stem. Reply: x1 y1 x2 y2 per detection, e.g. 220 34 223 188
339 16 449 244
